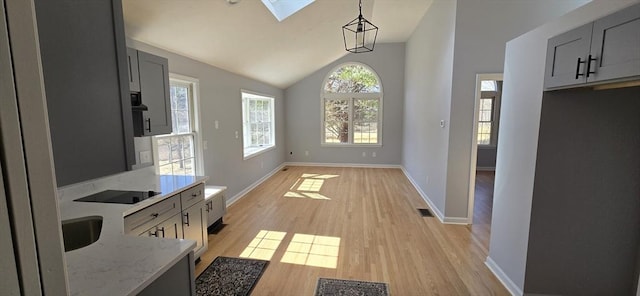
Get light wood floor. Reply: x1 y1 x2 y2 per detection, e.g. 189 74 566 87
196 166 507 295
470 171 496 252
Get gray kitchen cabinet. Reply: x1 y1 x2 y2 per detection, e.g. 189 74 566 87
124 183 208 260
544 3 640 89
127 48 141 92
182 200 207 259
588 3 640 83
34 0 135 186
204 186 227 229
124 194 181 236
544 23 593 89
180 183 207 258
139 213 183 240
132 50 172 137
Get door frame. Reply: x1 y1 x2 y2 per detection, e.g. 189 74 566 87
467 73 503 224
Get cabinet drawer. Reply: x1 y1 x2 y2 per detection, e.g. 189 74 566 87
124 195 180 235
181 183 204 210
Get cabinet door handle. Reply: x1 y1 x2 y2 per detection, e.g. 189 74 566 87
149 229 157 237
158 227 165 238
205 202 211 212
183 212 190 226
575 57 586 79
146 118 152 132
151 213 159 219
586 54 597 78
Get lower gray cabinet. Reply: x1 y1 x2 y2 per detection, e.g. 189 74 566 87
138 213 183 240
182 200 207 258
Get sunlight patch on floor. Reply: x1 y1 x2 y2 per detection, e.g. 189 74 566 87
284 173 339 200
280 233 340 269
239 230 287 261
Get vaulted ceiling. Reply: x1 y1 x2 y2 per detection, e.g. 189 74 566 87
122 0 433 88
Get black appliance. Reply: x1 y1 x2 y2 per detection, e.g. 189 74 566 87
74 190 160 204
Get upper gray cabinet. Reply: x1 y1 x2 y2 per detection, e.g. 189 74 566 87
127 48 141 92
34 0 135 186
544 3 640 89
128 49 172 136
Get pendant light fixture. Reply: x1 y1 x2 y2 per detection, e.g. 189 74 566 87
342 0 378 53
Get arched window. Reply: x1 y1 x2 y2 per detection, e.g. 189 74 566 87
321 63 382 145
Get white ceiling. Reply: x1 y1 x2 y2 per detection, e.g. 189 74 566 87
122 0 433 88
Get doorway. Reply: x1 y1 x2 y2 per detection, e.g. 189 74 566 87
467 73 503 249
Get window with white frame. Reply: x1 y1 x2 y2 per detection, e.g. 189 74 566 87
154 77 201 175
477 80 500 146
242 91 275 159
322 63 382 146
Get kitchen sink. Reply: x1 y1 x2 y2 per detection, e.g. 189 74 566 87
61 216 103 252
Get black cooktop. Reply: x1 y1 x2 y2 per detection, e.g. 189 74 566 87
74 190 161 204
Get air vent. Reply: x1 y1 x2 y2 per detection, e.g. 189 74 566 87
417 208 433 217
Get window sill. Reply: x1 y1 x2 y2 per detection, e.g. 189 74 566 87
321 143 382 148
243 145 276 160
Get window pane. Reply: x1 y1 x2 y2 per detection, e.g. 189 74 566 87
481 80 496 91
157 138 172 166
324 64 381 93
170 84 191 133
242 93 275 155
354 122 378 144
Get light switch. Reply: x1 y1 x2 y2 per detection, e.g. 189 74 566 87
215 120 219 129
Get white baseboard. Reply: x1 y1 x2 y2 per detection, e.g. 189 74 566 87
476 167 496 171
400 166 472 225
443 217 470 224
399 166 446 223
485 256 523 296
285 162 401 169
226 164 286 206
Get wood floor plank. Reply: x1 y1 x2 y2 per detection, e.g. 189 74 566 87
196 166 508 295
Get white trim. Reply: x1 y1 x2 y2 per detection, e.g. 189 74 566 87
226 164 286 206
485 256 523 296
243 145 276 160
321 62 383 146
170 74 205 176
400 167 445 223
468 73 503 224
443 217 470 224
285 162 400 169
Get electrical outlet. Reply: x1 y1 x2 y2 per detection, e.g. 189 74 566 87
215 120 219 129
203 140 208 150
140 151 152 163
372 152 376 158
440 120 446 128
305 150 309 156
362 152 366 157
235 131 239 139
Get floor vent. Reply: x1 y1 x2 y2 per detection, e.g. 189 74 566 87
282 167 289 171
417 208 433 217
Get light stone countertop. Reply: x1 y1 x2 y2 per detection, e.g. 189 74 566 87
58 169 209 296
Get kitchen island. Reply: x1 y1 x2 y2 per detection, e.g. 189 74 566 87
58 168 207 296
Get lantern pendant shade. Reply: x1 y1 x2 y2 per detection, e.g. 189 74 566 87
342 0 378 53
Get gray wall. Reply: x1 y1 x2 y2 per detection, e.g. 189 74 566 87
403 0 590 221
403 0 456 217
525 87 640 295
488 0 640 292
127 39 285 200
284 43 405 165
445 0 592 218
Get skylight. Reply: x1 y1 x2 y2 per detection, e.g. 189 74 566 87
261 0 315 22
